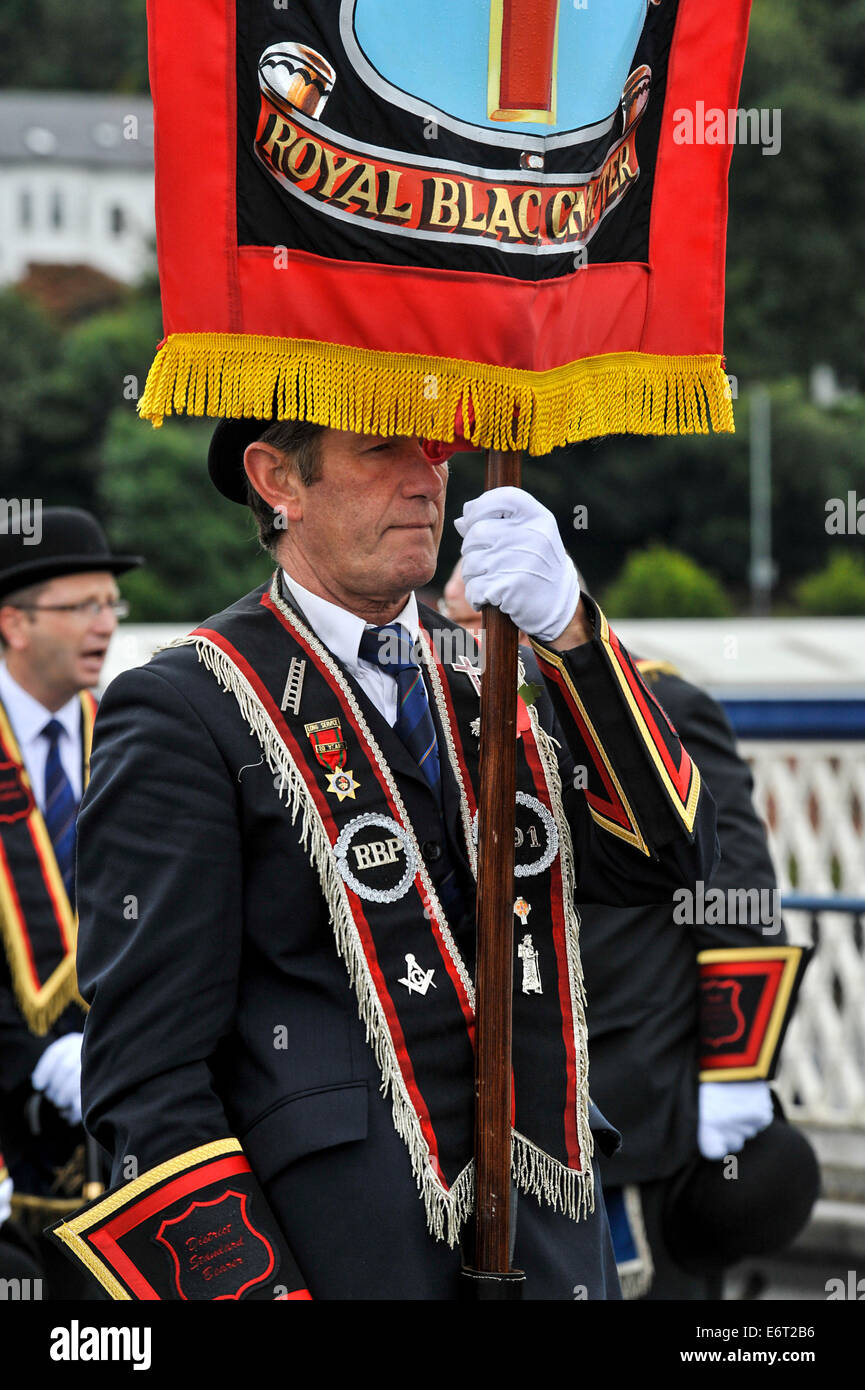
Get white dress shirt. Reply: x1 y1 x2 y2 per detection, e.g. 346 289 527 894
282 572 419 728
0 663 83 810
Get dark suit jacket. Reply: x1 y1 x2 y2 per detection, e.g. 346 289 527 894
578 666 783 1187
75 587 717 1298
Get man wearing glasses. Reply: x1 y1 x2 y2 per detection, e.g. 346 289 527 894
0 507 140 1294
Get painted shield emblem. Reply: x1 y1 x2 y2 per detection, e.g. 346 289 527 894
155 1189 276 1300
0 760 34 824
345 0 649 141
700 979 746 1048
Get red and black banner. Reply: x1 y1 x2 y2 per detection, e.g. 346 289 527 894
141 0 750 450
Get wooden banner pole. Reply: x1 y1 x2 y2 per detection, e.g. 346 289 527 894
463 446 525 1297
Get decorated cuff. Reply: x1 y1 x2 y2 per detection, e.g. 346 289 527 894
530 596 701 854
49 1138 311 1301
697 946 812 1081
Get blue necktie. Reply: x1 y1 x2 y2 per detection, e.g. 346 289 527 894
359 625 465 920
42 719 78 906
359 625 442 803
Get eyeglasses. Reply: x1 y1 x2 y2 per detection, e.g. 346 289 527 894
11 599 130 619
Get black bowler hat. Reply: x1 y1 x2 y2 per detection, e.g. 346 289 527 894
0 508 143 603
208 416 327 504
662 1099 820 1276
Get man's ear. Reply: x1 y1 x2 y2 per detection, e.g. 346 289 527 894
0 605 27 653
243 443 304 522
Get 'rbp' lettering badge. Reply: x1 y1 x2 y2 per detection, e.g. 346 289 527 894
335 813 418 903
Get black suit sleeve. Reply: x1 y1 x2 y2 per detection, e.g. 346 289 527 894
525 597 719 906
649 671 785 951
76 662 244 1178
645 669 808 1081
66 661 308 1300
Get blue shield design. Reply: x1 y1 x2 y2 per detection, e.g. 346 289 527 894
342 0 649 141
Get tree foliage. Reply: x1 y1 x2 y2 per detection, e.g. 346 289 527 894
601 546 732 619
795 552 865 615
0 0 148 92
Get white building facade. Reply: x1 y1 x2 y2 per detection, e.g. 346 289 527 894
0 92 155 286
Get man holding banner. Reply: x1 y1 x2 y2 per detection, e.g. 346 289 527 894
53 417 716 1300
51 0 750 1298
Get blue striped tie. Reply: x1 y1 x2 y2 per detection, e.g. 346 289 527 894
359 625 442 802
41 719 78 906
359 626 467 921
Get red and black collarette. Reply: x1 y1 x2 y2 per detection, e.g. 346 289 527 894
50 1139 310 1300
0 693 93 1035
180 577 590 1238
530 596 701 853
698 946 812 1081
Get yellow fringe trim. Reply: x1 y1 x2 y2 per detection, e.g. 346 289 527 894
139 334 734 450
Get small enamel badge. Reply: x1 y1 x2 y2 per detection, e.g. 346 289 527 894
514 896 531 927
398 953 437 996
326 768 360 802
305 717 360 800
518 934 542 995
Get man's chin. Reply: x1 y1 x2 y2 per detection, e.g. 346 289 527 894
76 658 107 689
383 541 439 592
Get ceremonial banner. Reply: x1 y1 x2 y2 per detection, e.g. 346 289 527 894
141 0 749 449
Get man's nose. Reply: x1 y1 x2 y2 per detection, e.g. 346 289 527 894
404 440 447 494
91 604 118 636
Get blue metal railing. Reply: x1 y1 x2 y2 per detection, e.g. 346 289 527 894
722 699 865 740
782 895 865 915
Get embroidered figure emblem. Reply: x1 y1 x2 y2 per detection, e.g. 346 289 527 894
453 653 482 695
469 717 480 739
398 953 437 996
305 716 360 799
281 656 306 714
514 896 531 927
518 934 542 995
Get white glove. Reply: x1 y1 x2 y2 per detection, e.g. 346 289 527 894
698 1080 773 1160
0 1174 11 1227
454 487 581 643
31 1033 83 1127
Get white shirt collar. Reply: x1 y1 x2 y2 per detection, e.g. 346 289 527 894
281 571 419 670
0 662 81 748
